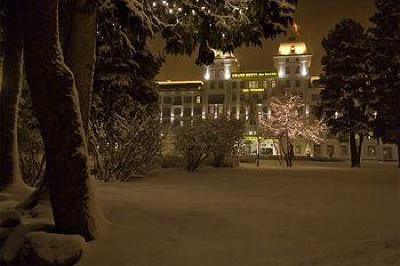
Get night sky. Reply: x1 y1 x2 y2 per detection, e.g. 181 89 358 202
152 0 376 81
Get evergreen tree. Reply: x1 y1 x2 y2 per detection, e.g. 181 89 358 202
370 0 400 167
319 19 375 168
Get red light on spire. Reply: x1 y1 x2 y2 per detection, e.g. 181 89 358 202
293 22 300 36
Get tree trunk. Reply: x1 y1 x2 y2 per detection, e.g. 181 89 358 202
23 0 100 240
355 134 364 167
0 0 25 191
349 132 357 167
61 0 97 136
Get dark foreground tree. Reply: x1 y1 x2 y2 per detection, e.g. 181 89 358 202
23 0 100 240
370 0 400 167
320 19 375 168
0 0 25 190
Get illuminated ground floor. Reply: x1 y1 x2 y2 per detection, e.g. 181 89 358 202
242 136 399 162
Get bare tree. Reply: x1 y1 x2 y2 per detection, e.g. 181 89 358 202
261 93 325 167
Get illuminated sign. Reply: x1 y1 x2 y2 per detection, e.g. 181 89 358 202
243 136 277 142
231 72 278 79
242 88 265 93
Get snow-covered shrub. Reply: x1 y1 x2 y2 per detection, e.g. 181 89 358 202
91 102 161 181
175 118 245 171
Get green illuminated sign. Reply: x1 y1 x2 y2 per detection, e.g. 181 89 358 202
232 72 278 79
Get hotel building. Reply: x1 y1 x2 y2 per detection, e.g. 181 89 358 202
157 39 398 161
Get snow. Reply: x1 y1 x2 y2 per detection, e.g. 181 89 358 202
77 161 399 266
20 231 86 265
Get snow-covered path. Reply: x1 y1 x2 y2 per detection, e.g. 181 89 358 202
78 161 399 266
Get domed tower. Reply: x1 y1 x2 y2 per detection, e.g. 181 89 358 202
273 38 312 90
203 50 240 81
201 50 240 119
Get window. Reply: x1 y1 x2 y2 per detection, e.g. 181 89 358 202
208 94 225 104
263 81 268 89
295 66 300 74
193 106 202 115
383 147 392 160
327 145 335 157
295 145 302 154
183 96 192 103
217 106 224 114
295 80 300 87
232 94 237 102
296 57 299 63
210 81 215 89
314 144 321 156
173 96 182 105
183 107 191 117
339 133 349 143
162 108 170 117
249 80 258 89
285 79 291 87
286 66 290 75
368 146 376 157
208 105 215 114
163 96 171 104
290 45 295 54
173 106 182 116
195 95 201 104
240 95 245 102
312 94 320 102
231 106 237 116
271 80 276 88
218 80 224 89
240 81 247 89
232 82 238 89
340 145 348 156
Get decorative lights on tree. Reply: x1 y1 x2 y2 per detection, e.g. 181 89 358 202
261 92 325 167
100 0 298 65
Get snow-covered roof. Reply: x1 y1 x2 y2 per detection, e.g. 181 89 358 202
278 41 308 55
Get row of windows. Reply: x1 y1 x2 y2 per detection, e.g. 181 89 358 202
162 105 313 117
208 80 277 90
163 95 202 104
313 144 392 159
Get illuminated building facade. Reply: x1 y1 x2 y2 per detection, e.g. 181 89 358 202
157 40 398 161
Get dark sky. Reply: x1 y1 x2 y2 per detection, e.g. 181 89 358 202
152 0 376 81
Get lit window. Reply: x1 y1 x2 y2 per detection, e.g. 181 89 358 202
208 105 215 114
196 95 201 104
217 106 224 114
340 145 347 156
249 80 258 89
368 146 376 157
271 80 276 88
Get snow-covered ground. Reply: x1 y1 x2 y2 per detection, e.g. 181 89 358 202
78 161 399 266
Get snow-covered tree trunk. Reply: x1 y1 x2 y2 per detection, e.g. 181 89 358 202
62 0 97 135
23 0 99 240
0 0 25 191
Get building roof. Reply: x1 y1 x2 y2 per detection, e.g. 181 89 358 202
277 41 308 56
157 80 203 91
